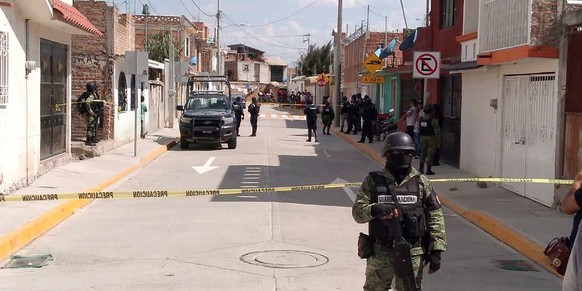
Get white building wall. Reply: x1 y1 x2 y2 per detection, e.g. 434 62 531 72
259 63 269 84
113 57 148 144
460 59 559 179
0 8 73 193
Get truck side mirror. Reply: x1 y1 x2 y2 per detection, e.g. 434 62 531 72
176 105 184 111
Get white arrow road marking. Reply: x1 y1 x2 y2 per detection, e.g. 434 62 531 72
333 177 357 202
192 157 220 174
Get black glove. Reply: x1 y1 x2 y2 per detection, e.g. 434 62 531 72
370 203 395 218
425 251 441 273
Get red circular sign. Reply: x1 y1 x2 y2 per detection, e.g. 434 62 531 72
317 79 326 87
415 53 438 76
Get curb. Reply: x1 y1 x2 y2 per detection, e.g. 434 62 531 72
0 138 179 262
331 127 560 278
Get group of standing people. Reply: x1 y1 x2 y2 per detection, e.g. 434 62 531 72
232 96 260 137
303 97 335 142
400 99 442 175
339 93 379 144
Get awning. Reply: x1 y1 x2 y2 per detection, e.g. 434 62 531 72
446 61 482 71
51 0 102 36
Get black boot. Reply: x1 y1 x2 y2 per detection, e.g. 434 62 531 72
92 136 100 144
419 162 425 174
85 137 96 146
426 165 435 175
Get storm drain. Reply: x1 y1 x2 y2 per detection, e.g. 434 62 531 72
2 254 53 269
493 259 538 272
240 250 329 269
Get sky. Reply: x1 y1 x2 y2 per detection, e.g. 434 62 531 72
113 0 428 66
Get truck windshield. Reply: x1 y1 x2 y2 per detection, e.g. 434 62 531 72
186 95 230 110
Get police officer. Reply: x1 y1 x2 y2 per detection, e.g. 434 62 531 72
232 96 245 136
358 95 377 144
304 99 320 142
321 99 335 135
82 81 100 146
248 97 260 137
355 93 363 133
352 132 447 291
418 105 441 175
348 95 359 135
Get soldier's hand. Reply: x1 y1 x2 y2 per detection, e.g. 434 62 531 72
370 203 396 220
426 251 441 274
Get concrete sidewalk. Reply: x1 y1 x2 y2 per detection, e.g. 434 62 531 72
332 127 571 277
0 127 179 261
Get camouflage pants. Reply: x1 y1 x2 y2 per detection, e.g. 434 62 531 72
83 113 97 138
420 136 437 166
364 243 424 291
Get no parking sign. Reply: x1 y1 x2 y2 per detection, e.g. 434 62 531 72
413 51 440 79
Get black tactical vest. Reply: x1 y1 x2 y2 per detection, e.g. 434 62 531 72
306 105 318 121
419 117 435 136
369 172 426 243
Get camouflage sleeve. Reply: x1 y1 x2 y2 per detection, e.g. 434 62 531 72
86 94 95 115
420 176 447 252
432 118 441 142
352 175 375 224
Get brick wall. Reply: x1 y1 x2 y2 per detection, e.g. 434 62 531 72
114 13 135 55
72 0 114 142
531 0 559 47
564 0 582 12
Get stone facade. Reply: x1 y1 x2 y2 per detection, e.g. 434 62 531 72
531 0 559 47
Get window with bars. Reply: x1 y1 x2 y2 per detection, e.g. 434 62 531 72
0 31 7 105
440 0 456 29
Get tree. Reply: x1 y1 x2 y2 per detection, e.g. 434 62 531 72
297 41 333 76
146 30 184 63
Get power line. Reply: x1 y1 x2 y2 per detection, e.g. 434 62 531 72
222 13 305 49
244 0 320 28
190 0 216 17
178 0 197 20
353 0 386 18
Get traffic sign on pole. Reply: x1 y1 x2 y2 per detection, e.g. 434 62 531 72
363 54 383 75
413 51 440 79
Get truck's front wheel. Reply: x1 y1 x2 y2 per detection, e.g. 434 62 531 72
228 136 237 149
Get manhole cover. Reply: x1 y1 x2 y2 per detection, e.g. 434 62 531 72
493 259 538 272
2 254 53 269
240 250 329 269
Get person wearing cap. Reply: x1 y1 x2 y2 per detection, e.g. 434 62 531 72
352 132 447 291
248 97 260 137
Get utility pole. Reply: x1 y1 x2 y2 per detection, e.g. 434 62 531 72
169 27 176 127
143 4 149 51
334 0 342 126
400 0 408 29
366 5 370 31
216 0 221 75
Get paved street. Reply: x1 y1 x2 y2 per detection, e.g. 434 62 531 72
0 105 561 290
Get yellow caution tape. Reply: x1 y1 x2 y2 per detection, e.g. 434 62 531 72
54 100 118 112
0 178 573 203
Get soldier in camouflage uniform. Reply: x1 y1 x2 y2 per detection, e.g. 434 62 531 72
417 104 441 175
352 132 447 291
82 81 100 146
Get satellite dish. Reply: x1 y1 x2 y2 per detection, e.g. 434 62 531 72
379 38 398 59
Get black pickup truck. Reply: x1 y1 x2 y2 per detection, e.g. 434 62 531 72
177 92 237 149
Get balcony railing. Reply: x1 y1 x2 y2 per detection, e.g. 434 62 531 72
479 0 530 52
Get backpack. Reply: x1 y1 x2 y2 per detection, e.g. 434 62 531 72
77 92 90 114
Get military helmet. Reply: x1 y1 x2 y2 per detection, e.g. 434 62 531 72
423 104 434 113
236 96 241 101
383 132 415 153
86 81 99 92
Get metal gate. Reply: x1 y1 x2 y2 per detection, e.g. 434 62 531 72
502 74 557 206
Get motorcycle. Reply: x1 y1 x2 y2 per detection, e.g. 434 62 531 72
375 109 398 141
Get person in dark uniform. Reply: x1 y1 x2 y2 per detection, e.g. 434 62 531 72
304 99 320 142
349 95 360 135
232 96 245 136
358 95 377 144
355 93 363 134
248 97 260 137
321 99 335 135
